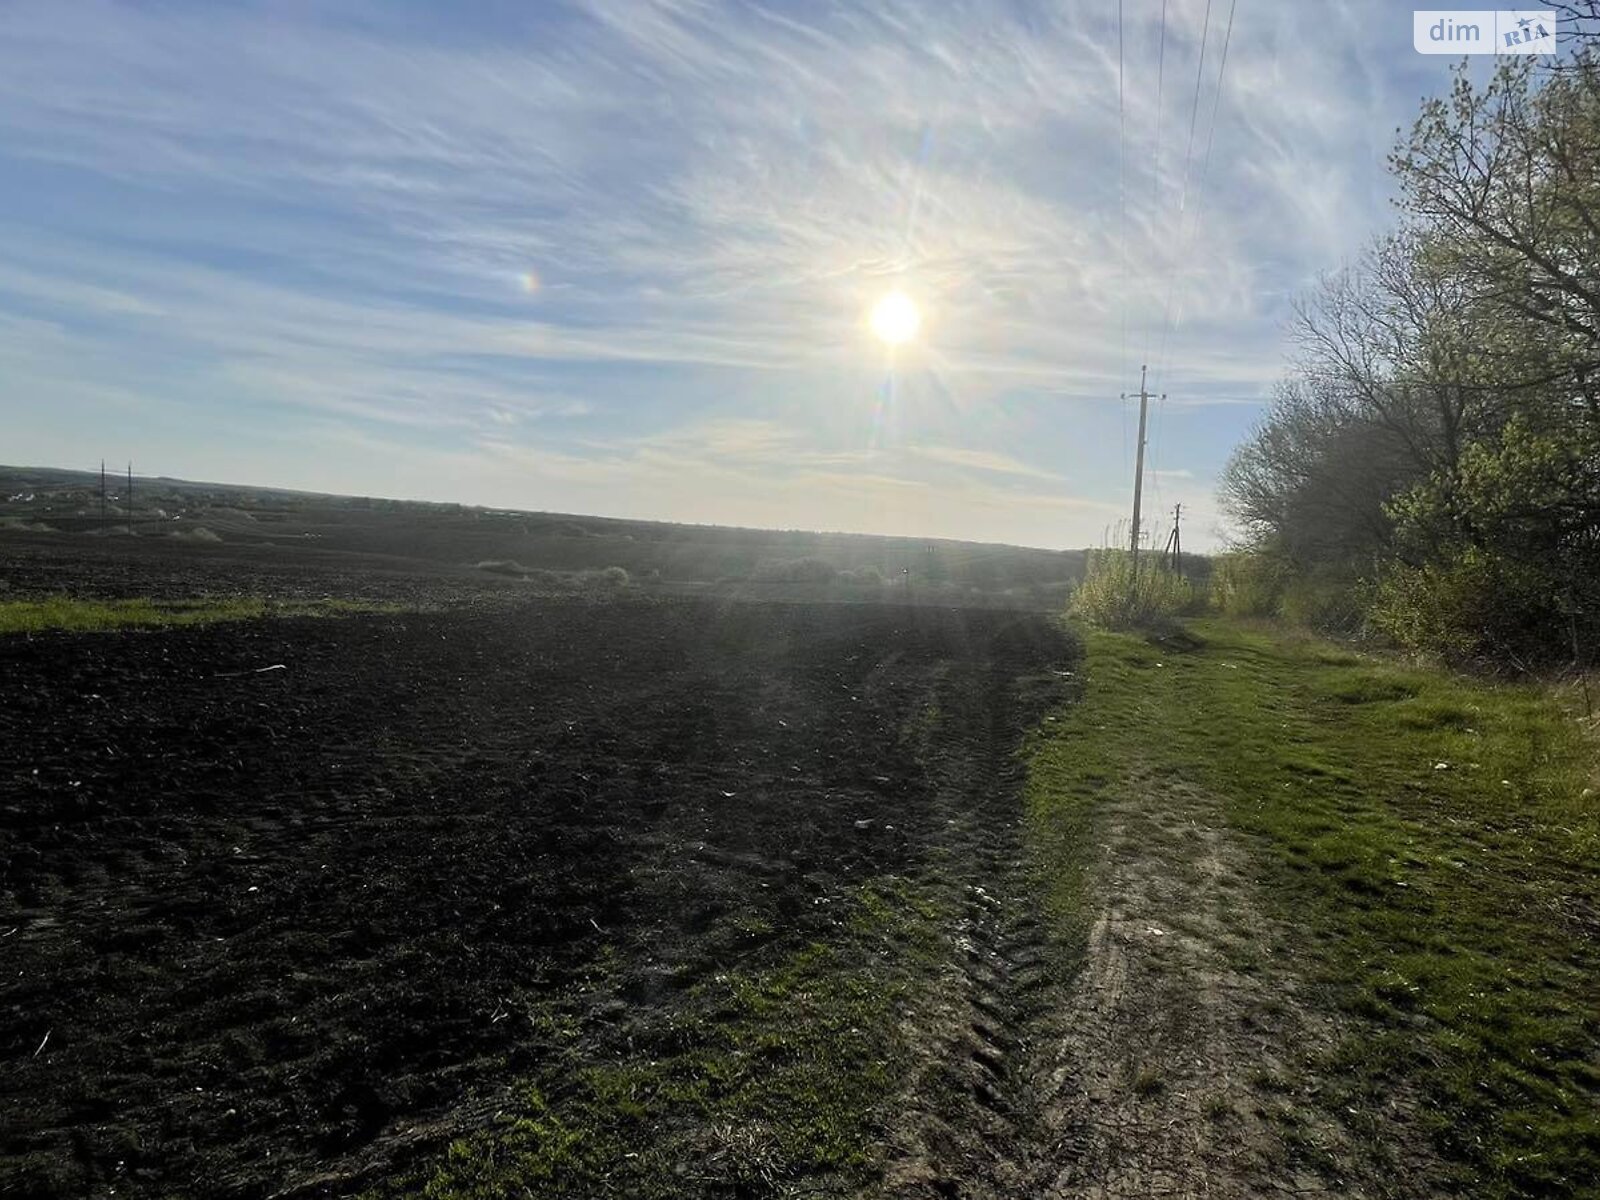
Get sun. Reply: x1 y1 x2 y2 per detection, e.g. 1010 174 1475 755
869 291 921 346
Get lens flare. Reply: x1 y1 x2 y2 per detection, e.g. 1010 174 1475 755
869 291 921 345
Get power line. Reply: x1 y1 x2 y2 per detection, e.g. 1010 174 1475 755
1154 0 1217 375
1165 0 1239 387
1147 0 1244 513
1141 0 1171 371
1196 0 1240 212
1117 0 1129 474
1177 0 1215 220
1162 0 1240 355
1152 0 1170 181
1146 0 1214 525
1116 2 1243 550
1149 389 1168 519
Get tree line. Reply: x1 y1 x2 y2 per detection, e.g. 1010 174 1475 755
1221 37 1600 667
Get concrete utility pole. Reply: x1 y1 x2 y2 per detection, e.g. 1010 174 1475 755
1122 365 1164 577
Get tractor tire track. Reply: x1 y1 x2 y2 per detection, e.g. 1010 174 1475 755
879 657 1065 1200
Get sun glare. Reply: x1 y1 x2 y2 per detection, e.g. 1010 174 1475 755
869 291 921 346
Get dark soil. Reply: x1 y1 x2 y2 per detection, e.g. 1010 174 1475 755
0 588 1073 1198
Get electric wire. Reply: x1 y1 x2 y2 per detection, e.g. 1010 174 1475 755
1147 0 1242 528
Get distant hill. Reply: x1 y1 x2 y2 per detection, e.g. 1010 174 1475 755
0 464 1089 598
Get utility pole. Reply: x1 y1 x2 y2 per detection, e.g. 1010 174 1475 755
99 460 107 531
1163 503 1183 573
1122 365 1163 576
127 462 133 537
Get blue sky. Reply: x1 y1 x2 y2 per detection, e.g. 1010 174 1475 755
1 1 1460 549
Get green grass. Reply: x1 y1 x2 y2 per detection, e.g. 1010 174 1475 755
378 878 950 1200
1025 618 1600 1196
0 595 400 633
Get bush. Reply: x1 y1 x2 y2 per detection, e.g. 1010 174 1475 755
169 525 222 544
1069 549 1193 630
837 566 886 587
476 562 630 590
1206 553 1365 635
751 557 837 584
1209 552 1288 618
1367 549 1561 664
1177 579 1212 617
476 559 530 577
1382 418 1600 666
567 567 633 589
1278 564 1364 634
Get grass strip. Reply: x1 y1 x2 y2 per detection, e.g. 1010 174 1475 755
380 878 949 1199
0 595 401 633
1024 618 1599 1197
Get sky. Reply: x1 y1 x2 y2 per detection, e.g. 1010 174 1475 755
0 0 1465 550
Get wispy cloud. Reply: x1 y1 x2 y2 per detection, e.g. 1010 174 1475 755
0 0 1438 547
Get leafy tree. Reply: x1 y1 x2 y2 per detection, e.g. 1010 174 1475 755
1221 54 1600 665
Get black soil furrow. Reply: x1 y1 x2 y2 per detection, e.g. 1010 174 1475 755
1 597 1078 1199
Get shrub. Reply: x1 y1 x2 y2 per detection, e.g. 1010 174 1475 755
1177 579 1212 617
170 525 222 544
1367 549 1560 664
1069 549 1193 630
1209 552 1288 618
1278 564 1364 634
1383 418 1600 666
565 567 633 589
476 562 630 590
751 557 837 584
837 566 886 587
